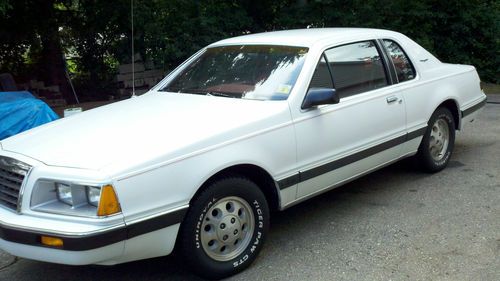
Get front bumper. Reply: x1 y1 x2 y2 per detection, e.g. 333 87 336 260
0 236 125 265
0 150 189 265
0 205 187 265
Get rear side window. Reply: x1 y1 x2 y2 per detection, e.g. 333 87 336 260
383 39 415 82
324 41 388 98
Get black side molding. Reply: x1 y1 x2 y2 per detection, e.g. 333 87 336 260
278 127 427 190
0 207 188 251
462 98 487 118
277 174 300 189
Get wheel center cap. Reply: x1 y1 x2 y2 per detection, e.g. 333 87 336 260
217 215 241 244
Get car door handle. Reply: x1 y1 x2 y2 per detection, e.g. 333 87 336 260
386 96 398 104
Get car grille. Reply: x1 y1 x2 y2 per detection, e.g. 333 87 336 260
0 156 31 211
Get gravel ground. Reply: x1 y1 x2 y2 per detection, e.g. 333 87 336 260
1 101 499 281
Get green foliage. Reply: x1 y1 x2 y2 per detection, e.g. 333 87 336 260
269 0 499 82
428 0 499 83
0 0 70 80
0 0 10 16
63 0 130 97
0 0 498 102
126 0 253 71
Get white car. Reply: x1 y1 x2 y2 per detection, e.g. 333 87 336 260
0 28 486 279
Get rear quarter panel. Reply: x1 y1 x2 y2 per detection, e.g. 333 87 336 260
403 63 482 132
385 33 484 129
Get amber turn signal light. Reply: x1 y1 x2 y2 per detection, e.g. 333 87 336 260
97 185 121 216
41 236 63 247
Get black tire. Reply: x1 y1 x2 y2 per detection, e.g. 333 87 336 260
179 176 269 280
416 107 455 173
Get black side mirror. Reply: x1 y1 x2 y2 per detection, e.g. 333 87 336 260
301 88 339 109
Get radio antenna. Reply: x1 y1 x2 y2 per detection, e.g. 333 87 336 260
131 0 136 97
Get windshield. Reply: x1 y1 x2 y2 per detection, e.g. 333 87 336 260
160 45 308 100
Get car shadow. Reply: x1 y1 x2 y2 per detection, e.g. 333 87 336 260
267 157 427 241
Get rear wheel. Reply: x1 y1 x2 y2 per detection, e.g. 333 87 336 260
179 176 269 279
416 107 455 172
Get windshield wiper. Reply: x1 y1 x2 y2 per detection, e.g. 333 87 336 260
206 91 231 98
185 90 233 98
159 88 234 98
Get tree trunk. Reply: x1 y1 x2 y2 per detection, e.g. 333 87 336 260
37 0 76 104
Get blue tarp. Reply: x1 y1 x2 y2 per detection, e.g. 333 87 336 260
0 91 59 140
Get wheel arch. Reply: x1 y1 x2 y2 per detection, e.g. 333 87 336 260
190 164 281 212
436 99 460 130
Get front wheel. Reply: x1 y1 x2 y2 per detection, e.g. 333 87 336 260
416 107 455 172
179 176 269 280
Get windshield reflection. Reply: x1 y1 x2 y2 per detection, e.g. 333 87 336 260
161 45 308 100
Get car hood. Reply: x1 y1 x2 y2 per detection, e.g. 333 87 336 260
0 92 290 172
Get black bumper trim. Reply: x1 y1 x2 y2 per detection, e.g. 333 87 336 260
277 127 427 190
462 98 487 118
0 207 188 251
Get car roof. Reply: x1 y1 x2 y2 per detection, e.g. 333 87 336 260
210 28 402 48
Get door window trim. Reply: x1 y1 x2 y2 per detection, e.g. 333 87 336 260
305 40 393 102
375 39 397 84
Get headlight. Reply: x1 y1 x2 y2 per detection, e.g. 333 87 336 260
56 183 74 206
31 181 121 217
86 186 101 207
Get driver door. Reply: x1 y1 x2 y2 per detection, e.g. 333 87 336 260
293 40 406 198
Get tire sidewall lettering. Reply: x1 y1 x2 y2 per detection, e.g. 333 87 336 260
195 197 217 249
232 198 265 268
182 177 269 279
194 195 266 268
417 107 455 172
